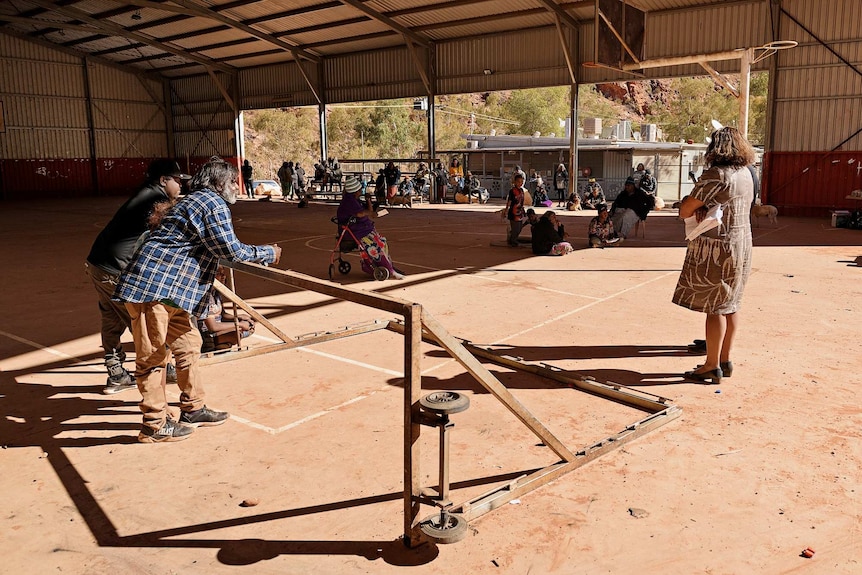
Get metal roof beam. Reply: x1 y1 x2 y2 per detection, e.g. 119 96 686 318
336 0 431 49
536 0 582 30
24 0 234 73
122 0 322 63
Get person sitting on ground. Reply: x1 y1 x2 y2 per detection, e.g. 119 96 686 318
533 177 552 207
198 267 255 352
336 176 404 280
610 176 654 238
581 178 606 209
588 203 621 248
531 211 574 256
566 191 581 211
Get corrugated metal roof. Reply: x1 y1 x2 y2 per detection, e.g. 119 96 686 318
0 0 748 79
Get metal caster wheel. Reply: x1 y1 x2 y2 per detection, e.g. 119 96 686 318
420 391 470 415
338 260 351 275
419 512 468 544
373 267 390 281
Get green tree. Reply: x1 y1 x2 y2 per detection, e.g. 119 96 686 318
747 72 768 146
500 86 569 135
648 77 738 143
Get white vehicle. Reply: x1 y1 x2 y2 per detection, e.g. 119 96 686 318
252 179 282 197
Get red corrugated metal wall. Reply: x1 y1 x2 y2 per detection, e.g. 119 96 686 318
763 151 862 217
0 157 240 200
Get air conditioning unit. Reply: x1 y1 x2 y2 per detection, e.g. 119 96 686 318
467 140 479 149
583 117 602 137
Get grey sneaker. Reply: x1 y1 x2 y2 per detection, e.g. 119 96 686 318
137 419 194 443
103 357 137 394
179 405 230 427
166 363 178 384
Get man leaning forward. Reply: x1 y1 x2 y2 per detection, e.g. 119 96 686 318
115 160 282 443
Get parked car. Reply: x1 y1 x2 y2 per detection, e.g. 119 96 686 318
252 179 281 197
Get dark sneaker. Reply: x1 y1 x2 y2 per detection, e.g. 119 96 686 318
166 363 178 384
137 419 194 443
180 405 230 427
103 358 137 395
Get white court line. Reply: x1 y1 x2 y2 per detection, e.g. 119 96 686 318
463 273 603 300
494 271 678 344
1 269 677 436
0 329 86 363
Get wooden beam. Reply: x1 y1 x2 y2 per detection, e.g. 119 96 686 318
403 304 423 545
699 62 740 98
212 279 296 345
219 260 414 316
418 314 576 462
622 49 749 71
453 406 682 521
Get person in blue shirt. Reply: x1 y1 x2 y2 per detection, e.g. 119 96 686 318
115 159 281 443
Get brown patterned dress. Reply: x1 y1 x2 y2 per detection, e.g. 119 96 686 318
672 165 753 314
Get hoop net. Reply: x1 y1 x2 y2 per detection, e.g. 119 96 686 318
753 40 798 63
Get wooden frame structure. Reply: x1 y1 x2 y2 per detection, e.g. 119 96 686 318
209 260 682 546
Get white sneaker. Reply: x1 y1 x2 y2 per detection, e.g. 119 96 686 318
392 271 405 280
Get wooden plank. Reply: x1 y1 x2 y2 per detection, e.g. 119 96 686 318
453 406 682 522
199 343 293 365
199 321 391 366
420 314 576 462
213 279 297 346
387 321 671 413
463 343 670 413
219 261 412 316
404 303 423 545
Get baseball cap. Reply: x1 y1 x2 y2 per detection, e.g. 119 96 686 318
147 159 191 181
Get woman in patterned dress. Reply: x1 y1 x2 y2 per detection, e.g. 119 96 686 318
673 127 755 383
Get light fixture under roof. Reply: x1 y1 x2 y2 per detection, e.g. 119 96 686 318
131 10 142 21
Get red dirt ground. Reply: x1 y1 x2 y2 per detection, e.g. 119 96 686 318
1 196 860 574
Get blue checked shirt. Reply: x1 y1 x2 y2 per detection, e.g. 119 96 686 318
115 189 277 318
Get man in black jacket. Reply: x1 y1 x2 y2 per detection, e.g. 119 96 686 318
610 176 654 238
85 159 190 394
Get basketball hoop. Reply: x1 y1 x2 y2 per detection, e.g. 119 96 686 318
752 40 798 64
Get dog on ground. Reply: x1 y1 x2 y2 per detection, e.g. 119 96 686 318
751 203 778 226
566 195 582 211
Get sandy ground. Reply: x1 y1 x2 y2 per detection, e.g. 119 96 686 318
0 195 860 575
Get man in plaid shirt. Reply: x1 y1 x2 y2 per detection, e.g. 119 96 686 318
116 160 282 443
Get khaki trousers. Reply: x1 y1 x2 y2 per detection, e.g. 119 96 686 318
85 261 131 355
125 302 204 431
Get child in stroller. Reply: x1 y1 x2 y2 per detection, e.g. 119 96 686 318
330 176 405 281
